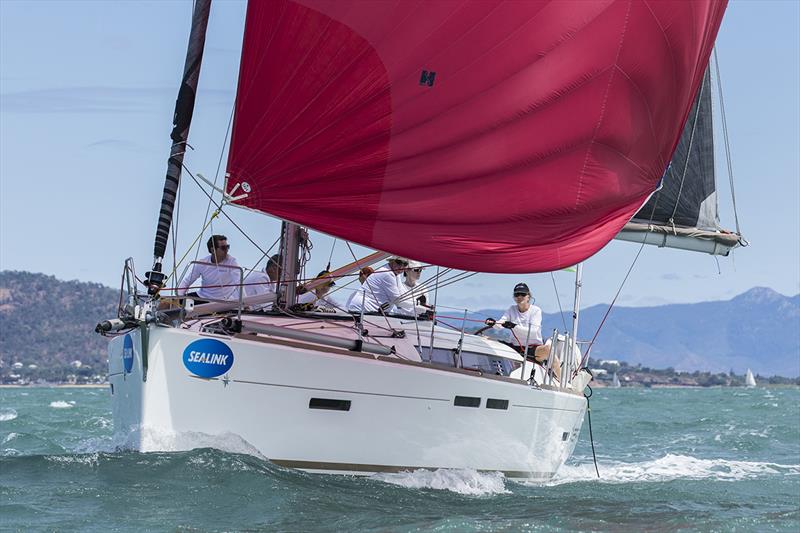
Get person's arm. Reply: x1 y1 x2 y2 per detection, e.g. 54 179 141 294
490 311 510 330
177 263 202 296
379 273 406 311
510 307 542 343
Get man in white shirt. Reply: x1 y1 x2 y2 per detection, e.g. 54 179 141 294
393 260 429 315
344 267 374 310
244 253 281 310
348 257 409 313
177 235 242 302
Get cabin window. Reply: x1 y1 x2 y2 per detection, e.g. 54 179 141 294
486 398 509 410
309 398 351 411
418 347 519 376
454 396 481 408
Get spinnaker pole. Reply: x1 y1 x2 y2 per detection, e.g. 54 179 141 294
145 0 212 295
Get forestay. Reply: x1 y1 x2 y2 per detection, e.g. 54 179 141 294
226 0 727 272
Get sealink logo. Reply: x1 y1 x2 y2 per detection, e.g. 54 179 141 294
122 334 134 373
182 338 234 378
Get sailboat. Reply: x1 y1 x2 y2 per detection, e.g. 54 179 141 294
97 0 730 479
611 372 621 389
745 369 757 388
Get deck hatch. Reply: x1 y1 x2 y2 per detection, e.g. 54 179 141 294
486 398 509 410
454 396 481 408
309 398 351 411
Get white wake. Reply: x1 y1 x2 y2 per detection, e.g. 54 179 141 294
374 468 509 496
549 453 800 485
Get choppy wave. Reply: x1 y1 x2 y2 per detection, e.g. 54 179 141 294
374 468 510 496
49 401 76 409
549 454 800 485
69 424 267 460
0 407 18 421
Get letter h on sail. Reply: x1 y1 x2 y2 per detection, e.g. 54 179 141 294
419 70 436 87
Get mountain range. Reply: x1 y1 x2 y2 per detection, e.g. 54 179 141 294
0 271 798 377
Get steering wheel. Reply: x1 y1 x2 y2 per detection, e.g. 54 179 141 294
474 324 493 336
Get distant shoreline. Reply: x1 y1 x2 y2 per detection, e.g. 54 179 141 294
0 384 107 389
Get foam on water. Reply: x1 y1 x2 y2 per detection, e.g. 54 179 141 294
0 407 18 421
49 401 75 409
548 454 800 485
137 428 266 459
374 468 510 496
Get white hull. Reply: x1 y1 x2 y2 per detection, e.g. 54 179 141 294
109 323 586 479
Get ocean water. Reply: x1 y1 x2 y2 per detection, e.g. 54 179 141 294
1 386 798 532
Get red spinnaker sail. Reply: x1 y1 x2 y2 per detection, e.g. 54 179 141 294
226 0 727 273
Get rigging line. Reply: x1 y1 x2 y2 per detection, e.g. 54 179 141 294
163 209 222 285
550 272 569 331
426 266 442 362
243 235 282 285
182 163 269 256
579 238 647 369
195 102 236 262
584 386 601 478
170 168 182 287
326 239 337 271
713 47 744 238
344 241 395 332
668 70 707 226
392 268 450 303
425 271 478 293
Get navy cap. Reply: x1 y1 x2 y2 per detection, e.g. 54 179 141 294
513 283 530 295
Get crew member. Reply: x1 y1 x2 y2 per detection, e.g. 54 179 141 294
348 257 409 313
177 235 242 302
297 270 338 311
394 260 428 315
344 266 374 310
245 253 281 310
485 283 561 380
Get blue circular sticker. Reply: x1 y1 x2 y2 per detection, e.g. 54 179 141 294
122 334 134 373
182 338 234 378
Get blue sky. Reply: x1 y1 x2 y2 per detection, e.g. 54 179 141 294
1 0 798 313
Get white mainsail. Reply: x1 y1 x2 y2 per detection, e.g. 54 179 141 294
745 369 757 388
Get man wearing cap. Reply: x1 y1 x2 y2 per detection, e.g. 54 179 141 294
348 257 409 313
297 270 338 311
485 283 561 380
394 260 428 315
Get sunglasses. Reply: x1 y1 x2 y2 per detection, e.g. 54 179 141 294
513 292 528 297
216 244 230 251
411 268 422 273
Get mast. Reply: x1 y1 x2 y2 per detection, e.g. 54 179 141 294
570 262 584 377
277 222 304 308
145 0 212 295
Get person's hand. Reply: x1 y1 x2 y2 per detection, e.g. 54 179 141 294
485 318 496 326
502 321 516 329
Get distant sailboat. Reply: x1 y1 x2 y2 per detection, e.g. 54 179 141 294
612 372 621 388
745 369 757 388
